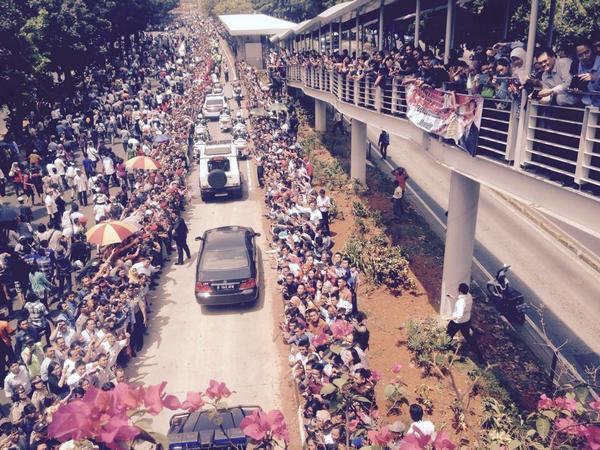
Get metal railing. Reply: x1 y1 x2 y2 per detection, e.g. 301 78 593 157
285 64 600 194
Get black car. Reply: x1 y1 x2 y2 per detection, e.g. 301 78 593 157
194 226 260 305
167 405 260 449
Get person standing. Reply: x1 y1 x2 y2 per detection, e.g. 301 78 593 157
171 212 191 265
446 283 483 361
317 189 331 235
74 169 89 207
378 130 390 160
392 181 403 220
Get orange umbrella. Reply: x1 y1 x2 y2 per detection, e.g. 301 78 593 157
125 156 161 171
86 220 140 246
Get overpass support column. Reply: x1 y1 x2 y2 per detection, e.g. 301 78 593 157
440 170 480 317
315 99 327 132
350 118 367 184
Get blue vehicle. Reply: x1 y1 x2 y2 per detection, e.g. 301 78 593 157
167 406 260 449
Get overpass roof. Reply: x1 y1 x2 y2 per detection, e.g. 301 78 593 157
219 14 296 36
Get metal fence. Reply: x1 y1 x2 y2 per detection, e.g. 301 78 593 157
286 65 600 194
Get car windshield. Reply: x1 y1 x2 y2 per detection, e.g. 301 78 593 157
207 98 223 106
201 246 248 271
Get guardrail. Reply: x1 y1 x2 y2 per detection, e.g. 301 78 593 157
285 64 600 194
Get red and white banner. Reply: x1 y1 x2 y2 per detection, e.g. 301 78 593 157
405 84 484 156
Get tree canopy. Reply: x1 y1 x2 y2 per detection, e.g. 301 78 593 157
0 0 178 135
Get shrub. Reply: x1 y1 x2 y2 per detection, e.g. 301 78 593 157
313 159 348 189
352 200 370 218
406 318 456 376
343 234 416 290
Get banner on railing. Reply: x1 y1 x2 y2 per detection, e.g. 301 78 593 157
405 84 484 156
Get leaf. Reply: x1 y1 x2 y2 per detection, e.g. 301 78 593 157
320 384 337 396
541 410 556 420
134 418 152 429
530 443 548 450
536 417 551 440
384 384 398 399
149 431 169 450
333 374 349 389
353 396 371 404
508 439 522 450
330 344 343 354
574 386 589 403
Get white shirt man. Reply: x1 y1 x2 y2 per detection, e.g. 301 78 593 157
4 364 31 397
102 156 115 175
451 291 473 324
317 193 331 213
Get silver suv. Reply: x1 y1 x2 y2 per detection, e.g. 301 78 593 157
198 141 242 201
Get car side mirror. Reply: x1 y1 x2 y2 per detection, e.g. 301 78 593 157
194 236 204 241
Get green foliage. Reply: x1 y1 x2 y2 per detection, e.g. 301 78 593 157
351 200 370 218
206 0 254 16
480 397 525 448
343 234 416 290
384 381 409 414
313 158 348 190
406 318 456 376
328 198 343 221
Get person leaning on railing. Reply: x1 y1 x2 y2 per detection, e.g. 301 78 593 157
572 38 600 107
527 47 579 106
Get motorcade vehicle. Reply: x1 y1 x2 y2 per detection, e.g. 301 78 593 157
212 83 224 95
202 94 227 120
198 140 241 201
167 405 260 449
194 226 260 305
219 109 232 132
486 264 528 324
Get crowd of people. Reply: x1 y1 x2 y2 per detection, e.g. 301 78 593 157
0 14 225 449
239 51 434 450
269 36 600 106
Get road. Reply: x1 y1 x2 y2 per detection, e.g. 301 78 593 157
126 80 287 431
364 124 600 374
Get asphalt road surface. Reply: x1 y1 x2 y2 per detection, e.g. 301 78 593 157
365 125 600 374
126 80 286 431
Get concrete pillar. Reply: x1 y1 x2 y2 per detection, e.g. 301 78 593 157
444 0 455 65
350 118 367 184
338 20 342 52
315 99 326 132
319 27 322 52
355 11 360 54
329 23 333 52
414 0 421 47
378 0 385 51
440 171 480 318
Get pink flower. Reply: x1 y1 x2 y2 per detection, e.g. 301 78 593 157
240 409 289 443
585 425 600 450
554 396 579 413
399 427 430 449
114 383 144 412
590 401 600 413
433 430 456 450
371 409 380 420
181 392 205 412
370 370 382 382
163 394 182 410
312 332 329 347
48 400 95 441
330 320 354 338
391 363 403 374
554 417 587 436
537 394 554 410
143 382 168 415
266 409 289 442
205 380 232 400
347 419 359 431
368 425 393 445
99 414 140 448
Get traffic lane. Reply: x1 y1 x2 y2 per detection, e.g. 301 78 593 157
366 126 600 366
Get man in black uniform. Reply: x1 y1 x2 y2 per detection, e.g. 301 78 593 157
171 212 191 265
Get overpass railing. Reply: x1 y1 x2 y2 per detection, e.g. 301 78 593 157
285 64 600 194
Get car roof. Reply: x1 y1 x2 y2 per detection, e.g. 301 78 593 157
203 226 253 249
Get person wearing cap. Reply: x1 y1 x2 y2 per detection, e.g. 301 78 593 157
30 376 50 412
93 195 110 224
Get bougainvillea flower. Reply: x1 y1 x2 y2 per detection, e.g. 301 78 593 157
99 414 140 448
370 370 382 382
163 394 182 410
181 392 205 412
48 400 94 441
143 382 168 415
347 419 359 431
240 410 271 441
398 427 430 449
266 410 289 442
330 320 354 338
537 394 554 410
114 383 144 412
391 363 403 374
433 430 456 450
205 380 232 400
312 332 329 347
590 401 600 413
554 417 587 436
554 396 579 413
585 425 600 450
367 425 393 445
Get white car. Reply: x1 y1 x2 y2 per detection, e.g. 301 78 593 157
202 94 227 120
219 112 232 131
199 141 242 201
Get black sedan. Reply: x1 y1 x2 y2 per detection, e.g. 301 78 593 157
194 226 260 305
